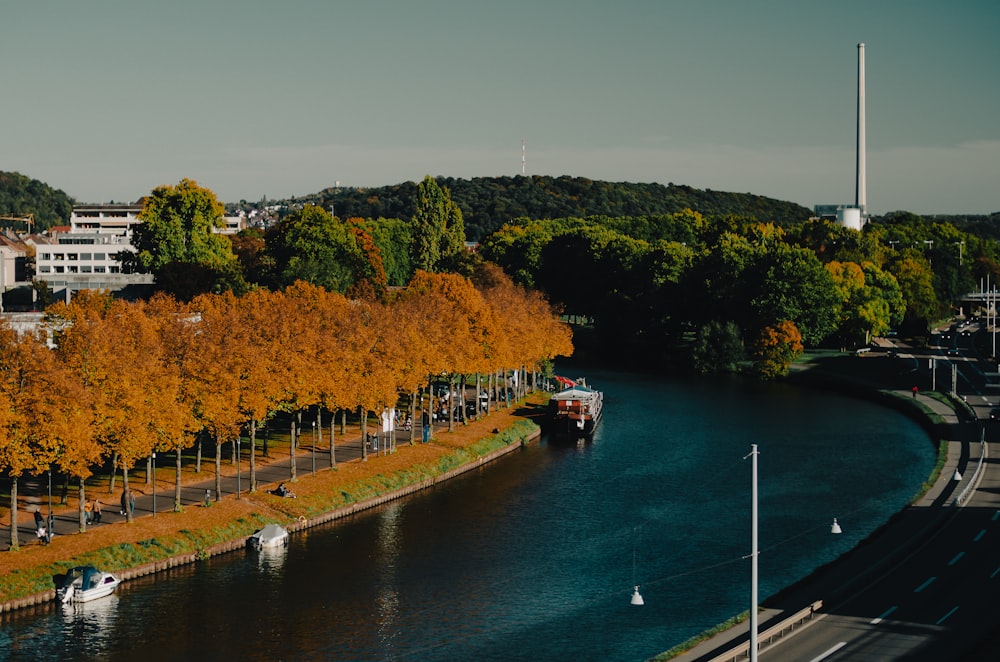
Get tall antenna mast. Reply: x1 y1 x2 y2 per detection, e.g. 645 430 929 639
856 42 866 218
521 138 526 176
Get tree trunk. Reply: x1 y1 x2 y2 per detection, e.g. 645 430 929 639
108 453 119 494
175 446 183 511
360 406 368 461
290 419 297 481
78 477 86 532
123 467 132 523
448 375 455 432
196 431 203 473
330 416 336 468
249 418 257 493
9 476 19 550
340 408 347 435
316 406 323 450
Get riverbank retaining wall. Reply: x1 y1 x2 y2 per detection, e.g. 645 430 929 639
1 429 540 614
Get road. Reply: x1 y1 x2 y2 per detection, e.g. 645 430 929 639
755 327 1000 660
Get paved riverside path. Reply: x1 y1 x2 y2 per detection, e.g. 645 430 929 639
1 422 424 552
670 386 984 662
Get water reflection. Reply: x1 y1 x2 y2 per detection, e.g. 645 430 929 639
375 502 402 653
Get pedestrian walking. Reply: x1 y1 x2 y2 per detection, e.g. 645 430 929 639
84 499 93 524
120 489 127 516
912 385 918 398
33 508 45 541
92 498 102 524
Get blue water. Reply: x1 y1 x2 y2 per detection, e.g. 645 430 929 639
0 368 934 661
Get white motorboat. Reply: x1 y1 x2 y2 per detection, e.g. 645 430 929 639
247 523 289 551
57 566 121 604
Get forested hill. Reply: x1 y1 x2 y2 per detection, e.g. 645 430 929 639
0 171 75 232
285 175 814 241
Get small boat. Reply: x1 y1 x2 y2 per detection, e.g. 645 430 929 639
549 377 604 437
247 523 289 551
57 565 121 604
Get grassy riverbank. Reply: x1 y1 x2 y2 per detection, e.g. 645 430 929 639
0 397 547 606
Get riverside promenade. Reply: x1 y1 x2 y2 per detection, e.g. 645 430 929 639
668 378 983 660
1 422 408 551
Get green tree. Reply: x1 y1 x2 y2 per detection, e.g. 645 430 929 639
264 205 375 294
126 178 243 299
411 176 466 273
691 320 744 375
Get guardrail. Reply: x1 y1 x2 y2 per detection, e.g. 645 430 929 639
954 428 988 508
706 600 823 662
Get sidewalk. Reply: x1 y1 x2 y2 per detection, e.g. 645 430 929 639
1 421 426 551
668 387 975 662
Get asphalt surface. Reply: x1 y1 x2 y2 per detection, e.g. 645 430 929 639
674 330 1000 661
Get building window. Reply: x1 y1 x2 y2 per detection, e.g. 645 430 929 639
40 266 51 273
81 266 92 273
94 253 105 260
94 266 106 273
40 253 50 260
80 253 92 260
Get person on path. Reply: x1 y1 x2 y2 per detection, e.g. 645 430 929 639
33 509 45 541
92 499 102 524
120 489 127 516
912 385 918 398
422 411 431 444
84 499 93 524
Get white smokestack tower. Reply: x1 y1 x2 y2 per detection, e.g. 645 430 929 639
856 42 867 219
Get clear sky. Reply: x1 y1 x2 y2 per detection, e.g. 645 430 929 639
3 1 998 215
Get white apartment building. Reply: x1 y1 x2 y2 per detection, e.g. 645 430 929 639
33 204 153 292
33 203 243 293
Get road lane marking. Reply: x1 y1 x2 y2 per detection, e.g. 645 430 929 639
991 566 1000 579
992 510 1000 522
948 551 965 566
974 529 986 542
808 642 847 662
914 576 936 593
870 605 897 624
936 606 959 625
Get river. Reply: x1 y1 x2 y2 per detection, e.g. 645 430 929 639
0 367 934 661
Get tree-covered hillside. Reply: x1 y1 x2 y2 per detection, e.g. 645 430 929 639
283 175 814 242
0 171 75 231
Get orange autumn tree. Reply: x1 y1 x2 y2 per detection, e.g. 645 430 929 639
284 282 361 465
0 321 94 546
750 320 804 380
48 291 191 522
404 270 501 431
188 291 264 497
141 294 202 510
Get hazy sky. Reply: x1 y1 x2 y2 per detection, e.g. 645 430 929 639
3 1 998 215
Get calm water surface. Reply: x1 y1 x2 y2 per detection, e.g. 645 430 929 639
0 368 934 661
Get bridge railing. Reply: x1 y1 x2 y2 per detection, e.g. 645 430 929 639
706 600 823 662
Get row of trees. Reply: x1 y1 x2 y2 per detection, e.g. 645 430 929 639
125 176 472 301
0 265 572 549
480 211 998 376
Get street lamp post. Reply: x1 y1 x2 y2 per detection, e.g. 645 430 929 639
47 469 53 544
312 421 316 474
152 452 156 518
745 444 759 662
236 437 241 500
